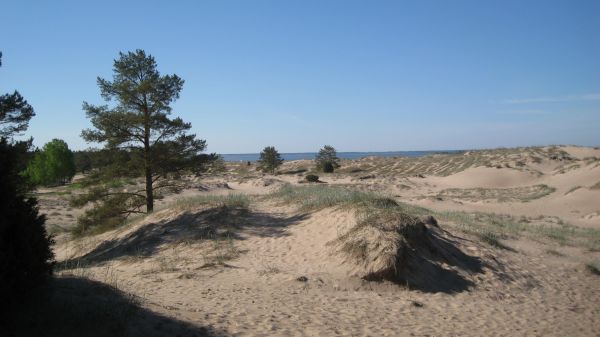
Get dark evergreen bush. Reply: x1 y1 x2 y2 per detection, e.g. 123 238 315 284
322 162 335 173
305 174 320 182
0 138 54 307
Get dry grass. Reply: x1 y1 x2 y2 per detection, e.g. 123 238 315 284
326 146 572 179
168 193 250 211
586 261 600 276
332 210 427 279
565 186 582 195
437 184 556 203
269 184 429 215
438 211 600 250
271 185 600 251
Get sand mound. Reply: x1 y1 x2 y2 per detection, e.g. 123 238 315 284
332 211 483 292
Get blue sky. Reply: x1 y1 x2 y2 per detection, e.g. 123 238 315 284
1 0 599 153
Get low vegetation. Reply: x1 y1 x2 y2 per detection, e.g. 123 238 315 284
304 174 320 182
586 261 600 276
269 184 600 251
565 186 582 195
438 211 600 250
437 184 556 202
169 193 250 211
269 184 424 213
332 209 427 279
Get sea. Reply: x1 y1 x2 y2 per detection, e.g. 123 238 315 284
221 150 463 162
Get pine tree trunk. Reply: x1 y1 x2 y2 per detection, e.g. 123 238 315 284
143 103 153 213
145 166 153 212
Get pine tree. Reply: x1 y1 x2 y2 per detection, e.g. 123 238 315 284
76 50 215 232
315 145 340 173
0 53 35 138
258 146 283 174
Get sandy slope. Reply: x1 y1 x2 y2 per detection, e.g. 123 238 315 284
58 202 600 337
43 145 600 336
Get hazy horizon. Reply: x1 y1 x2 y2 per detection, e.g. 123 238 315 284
1 1 599 153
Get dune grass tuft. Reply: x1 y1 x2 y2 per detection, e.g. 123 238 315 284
585 261 600 276
332 209 427 280
437 184 556 203
269 184 429 216
170 193 250 211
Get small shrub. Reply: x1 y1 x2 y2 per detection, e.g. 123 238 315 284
305 174 319 182
477 230 511 250
322 162 335 173
586 261 600 276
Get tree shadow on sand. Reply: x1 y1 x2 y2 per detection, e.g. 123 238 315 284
1 276 225 337
62 206 309 267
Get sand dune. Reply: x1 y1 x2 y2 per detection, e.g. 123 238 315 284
40 146 600 336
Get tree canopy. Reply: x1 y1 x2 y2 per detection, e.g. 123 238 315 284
75 50 215 233
258 146 284 174
0 52 35 138
24 139 76 186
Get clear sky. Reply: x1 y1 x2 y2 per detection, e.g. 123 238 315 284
1 0 599 153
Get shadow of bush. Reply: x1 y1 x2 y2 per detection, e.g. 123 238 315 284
1 276 224 337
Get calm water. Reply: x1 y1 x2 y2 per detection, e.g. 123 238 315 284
221 150 463 162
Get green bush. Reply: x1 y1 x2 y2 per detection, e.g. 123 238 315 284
322 162 335 173
24 138 75 186
305 174 320 182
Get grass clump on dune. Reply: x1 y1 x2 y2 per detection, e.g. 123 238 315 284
331 205 482 291
332 210 428 279
438 211 600 249
269 184 429 215
170 193 250 211
272 185 481 291
271 185 600 251
586 261 600 276
437 184 556 203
